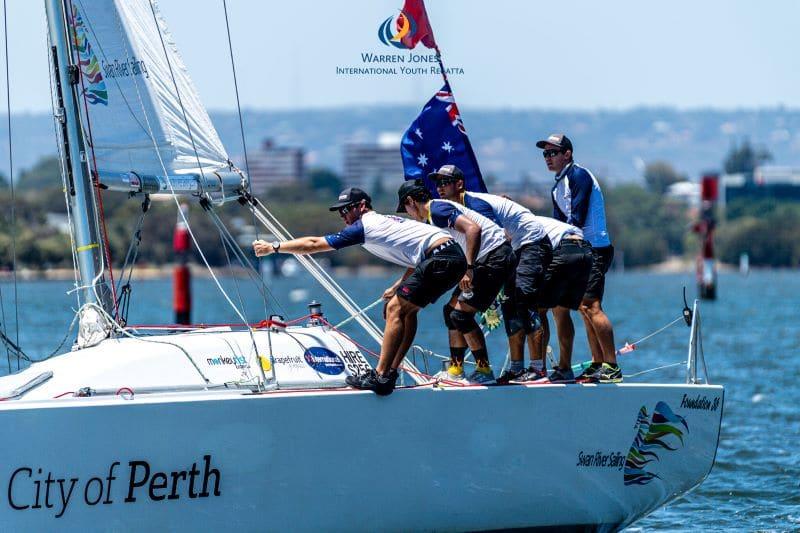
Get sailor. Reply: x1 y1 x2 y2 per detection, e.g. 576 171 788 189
532 214 593 382
397 178 515 384
253 187 466 396
537 133 621 383
431 164 553 383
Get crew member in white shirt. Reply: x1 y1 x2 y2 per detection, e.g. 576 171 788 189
397 178 515 385
254 187 466 395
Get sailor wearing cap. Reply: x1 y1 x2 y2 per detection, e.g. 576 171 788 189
537 133 620 383
397 177 515 384
253 187 466 396
431 164 554 382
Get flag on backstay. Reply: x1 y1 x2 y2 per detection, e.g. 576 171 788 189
397 0 437 49
400 82 486 196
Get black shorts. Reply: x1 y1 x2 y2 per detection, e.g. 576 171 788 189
539 238 593 310
396 242 466 308
501 238 553 335
585 245 614 301
512 238 553 305
452 242 515 312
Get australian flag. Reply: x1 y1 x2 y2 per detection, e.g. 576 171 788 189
400 82 486 196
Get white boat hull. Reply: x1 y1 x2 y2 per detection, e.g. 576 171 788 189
0 382 723 531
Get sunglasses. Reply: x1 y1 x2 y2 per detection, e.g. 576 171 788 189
338 202 359 216
435 177 458 186
542 148 563 158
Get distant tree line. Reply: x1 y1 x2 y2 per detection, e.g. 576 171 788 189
1 142 799 272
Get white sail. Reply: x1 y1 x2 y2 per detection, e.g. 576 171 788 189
69 0 228 176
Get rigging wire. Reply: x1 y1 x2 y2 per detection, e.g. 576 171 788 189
1 0 19 372
114 194 151 325
204 203 285 316
220 0 268 321
144 0 264 384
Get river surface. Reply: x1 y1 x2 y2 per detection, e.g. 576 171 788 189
0 270 797 530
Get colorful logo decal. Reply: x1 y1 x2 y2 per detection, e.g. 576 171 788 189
378 11 418 49
303 347 345 376
70 3 108 106
623 401 689 486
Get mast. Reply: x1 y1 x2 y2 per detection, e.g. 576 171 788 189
45 0 114 318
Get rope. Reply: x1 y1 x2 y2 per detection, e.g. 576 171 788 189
334 297 384 328
220 0 269 320
614 315 684 355
138 1 264 384
2 0 19 372
204 204 284 316
624 361 684 379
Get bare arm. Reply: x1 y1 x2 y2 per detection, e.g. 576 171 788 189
452 215 481 266
253 237 333 257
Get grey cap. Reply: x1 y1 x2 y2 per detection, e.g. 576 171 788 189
427 164 465 182
536 133 573 152
329 187 371 211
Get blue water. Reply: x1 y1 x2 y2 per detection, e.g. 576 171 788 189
0 270 797 530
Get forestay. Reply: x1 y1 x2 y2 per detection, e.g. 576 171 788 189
69 0 228 176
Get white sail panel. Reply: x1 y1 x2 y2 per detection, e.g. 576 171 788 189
70 0 229 176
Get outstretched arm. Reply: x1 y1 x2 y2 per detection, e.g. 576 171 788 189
254 219 366 257
253 236 333 257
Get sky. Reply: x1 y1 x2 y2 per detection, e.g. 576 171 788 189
2 0 800 113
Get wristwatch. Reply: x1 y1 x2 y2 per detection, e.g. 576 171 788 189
271 241 281 253
466 265 474 270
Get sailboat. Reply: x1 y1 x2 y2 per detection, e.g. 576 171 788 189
0 0 723 530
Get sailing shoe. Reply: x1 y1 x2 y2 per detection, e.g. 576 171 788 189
598 363 623 384
467 366 496 385
433 363 469 385
496 367 526 384
575 362 603 383
513 366 548 382
345 370 395 396
546 367 576 383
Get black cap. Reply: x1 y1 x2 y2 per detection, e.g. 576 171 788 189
328 187 371 211
427 164 464 183
396 179 428 213
535 133 573 152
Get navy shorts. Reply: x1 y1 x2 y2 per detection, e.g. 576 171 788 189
539 238 593 310
585 245 614 301
397 242 466 308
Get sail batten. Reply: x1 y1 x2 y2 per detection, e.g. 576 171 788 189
70 0 228 177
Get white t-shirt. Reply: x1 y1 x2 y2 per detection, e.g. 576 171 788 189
324 210 450 268
428 199 507 262
531 215 583 249
464 192 547 250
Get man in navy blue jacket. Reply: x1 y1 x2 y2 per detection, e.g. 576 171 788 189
536 133 621 383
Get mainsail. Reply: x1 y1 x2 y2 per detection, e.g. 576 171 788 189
69 0 228 177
